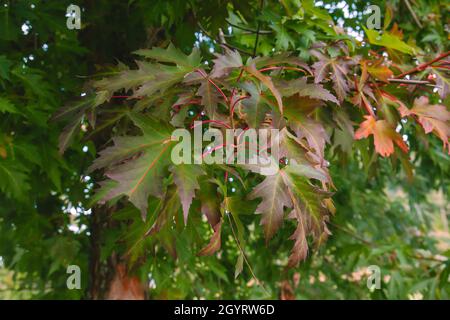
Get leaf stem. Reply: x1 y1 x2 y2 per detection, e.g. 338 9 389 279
226 212 271 297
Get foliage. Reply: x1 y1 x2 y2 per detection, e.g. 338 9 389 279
0 0 449 300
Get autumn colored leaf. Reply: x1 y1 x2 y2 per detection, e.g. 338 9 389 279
197 221 223 256
311 50 355 102
248 173 292 240
367 62 393 82
210 49 243 78
276 78 338 103
106 264 145 300
398 96 450 152
355 115 408 157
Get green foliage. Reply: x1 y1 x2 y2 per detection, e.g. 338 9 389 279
0 0 449 300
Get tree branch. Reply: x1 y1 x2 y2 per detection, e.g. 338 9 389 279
395 51 450 79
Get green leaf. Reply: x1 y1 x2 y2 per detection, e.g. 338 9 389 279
133 43 201 69
240 82 271 128
0 97 18 114
0 160 30 201
0 55 13 80
91 113 175 219
244 63 284 114
364 28 415 55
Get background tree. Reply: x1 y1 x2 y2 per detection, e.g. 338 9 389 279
0 0 448 299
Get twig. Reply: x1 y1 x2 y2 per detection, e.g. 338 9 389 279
226 19 272 34
395 51 450 79
403 0 423 29
329 222 374 246
387 79 432 85
226 213 271 297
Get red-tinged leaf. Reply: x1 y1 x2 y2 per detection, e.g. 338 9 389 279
276 78 338 104
355 115 408 157
287 208 308 267
197 221 222 256
288 116 329 162
240 82 271 128
311 50 355 102
197 77 221 119
146 187 180 258
169 164 206 225
398 96 450 152
184 70 221 119
210 49 243 78
106 264 145 300
367 63 393 82
248 173 292 241
251 52 313 75
198 179 221 227
244 63 284 114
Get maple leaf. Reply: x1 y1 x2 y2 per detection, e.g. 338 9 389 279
133 43 201 68
0 97 19 114
398 96 450 152
244 63 284 114
291 117 329 163
106 264 145 300
366 61 393 82
184 70 221 119
0 160 30 201
355 115 408 157
240 82 271 128
197 178 221 227
52 96 97 154
248 173 292 240
251 52 313 75
285 103 330 162
90 113 174 219
311 50 355 102
146 187 180 258
287 207 308 267
276 78 338 103
248 143 330 241
95 44 200 100
364 27 415 55
197 221 223 256
169 164 206 225
350 62 377 117
210 49 243 78
284 176 332 267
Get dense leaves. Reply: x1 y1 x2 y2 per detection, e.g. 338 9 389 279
1 0 449 300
